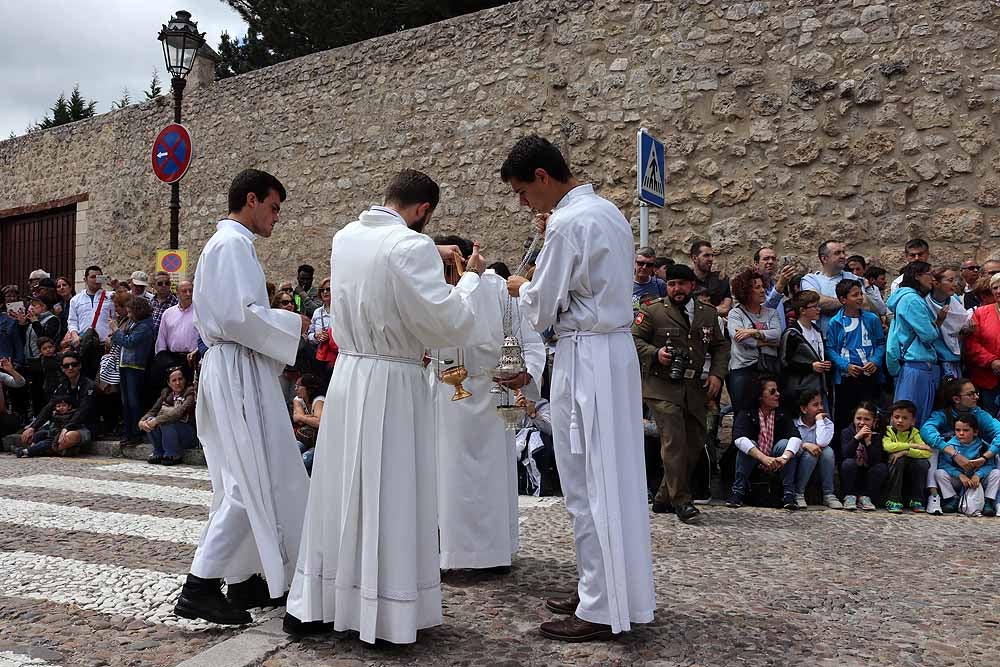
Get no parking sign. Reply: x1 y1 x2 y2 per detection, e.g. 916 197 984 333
156 249 188 284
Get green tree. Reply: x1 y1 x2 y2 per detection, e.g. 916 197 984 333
111 87 132 110
37 84 97 129
144 70 163 100
216 0 513 76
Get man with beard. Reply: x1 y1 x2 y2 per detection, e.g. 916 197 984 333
503 135 654 642
632 264 728 523
285 169 487 644
690 240 732 317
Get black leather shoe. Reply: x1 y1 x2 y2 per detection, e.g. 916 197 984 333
174 574 252 625
675 503 701 524
540 615 615 642
226 573 287 610
482 565 512 575
147 455 162 464
651 501 674 514
545 592 580 615
283 612 334 636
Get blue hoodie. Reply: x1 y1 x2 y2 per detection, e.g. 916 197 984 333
937 435 995 479
920 406 1000 456
885 286 946 376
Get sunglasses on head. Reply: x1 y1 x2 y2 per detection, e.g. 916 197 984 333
62 361 81 369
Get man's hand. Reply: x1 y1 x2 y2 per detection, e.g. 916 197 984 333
802 443 822 458
888 450 907 465
186 350 198 367
20 427 34 446
495 371 530 390
467 242 486 274
811 361 827 374
515 391 538 418
862 362 878 376
535 212 549 239
507 276 528 297
0 358 13 374
770 455 788 471
704 375 722 399
846 364 863 378
953 452 973 473
657 347 672 366
436 244 461 262
970 473 982 489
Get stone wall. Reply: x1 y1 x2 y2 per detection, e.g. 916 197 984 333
1 0 999 283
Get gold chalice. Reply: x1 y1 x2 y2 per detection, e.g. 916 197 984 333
440 365 472 401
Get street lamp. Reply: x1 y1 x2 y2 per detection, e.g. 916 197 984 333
158 10 206 250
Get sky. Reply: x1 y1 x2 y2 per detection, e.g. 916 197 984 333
0 1 248 137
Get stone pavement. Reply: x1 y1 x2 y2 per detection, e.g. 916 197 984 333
1 453 999 666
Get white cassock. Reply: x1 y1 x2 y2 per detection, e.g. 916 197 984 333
190 219 310 598
519 184 655 633
286 206 486 644
433 270 546 570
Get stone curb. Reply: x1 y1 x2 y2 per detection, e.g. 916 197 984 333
1 434 206 465
173 610 289 667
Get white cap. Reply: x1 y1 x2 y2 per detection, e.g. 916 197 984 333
29 269 50 280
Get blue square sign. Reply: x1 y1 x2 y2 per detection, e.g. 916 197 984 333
637 129 666 208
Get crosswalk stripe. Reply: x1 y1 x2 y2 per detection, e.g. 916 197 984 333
97 462 212 481
0 498 204 545
0 550 212 628
0 651 62 667
0 474 212 506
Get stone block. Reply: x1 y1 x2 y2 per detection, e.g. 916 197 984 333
911 96 952 129
859 5 889 25
840 28 868 45
976 180 1000 208
980 75 1000 91
930 207 984 241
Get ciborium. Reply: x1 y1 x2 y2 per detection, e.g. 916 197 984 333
496 404 525 431
440 364 472 401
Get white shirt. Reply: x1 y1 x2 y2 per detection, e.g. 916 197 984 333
307 305 330 344
800 322 825 361
793 415 835 448
67 289 116 341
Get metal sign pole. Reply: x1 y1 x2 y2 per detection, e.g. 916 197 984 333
639 201 649 248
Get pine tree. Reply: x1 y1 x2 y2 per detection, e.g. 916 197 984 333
36 85 98 129
144 70 163 100
67 84 98 119
111 87 132 110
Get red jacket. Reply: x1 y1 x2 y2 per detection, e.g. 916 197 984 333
964 305 1000 390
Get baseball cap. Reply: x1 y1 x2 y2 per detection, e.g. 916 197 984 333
130 271 149 286
29 269 50 281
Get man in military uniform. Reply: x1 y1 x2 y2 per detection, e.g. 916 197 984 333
632 264 729 523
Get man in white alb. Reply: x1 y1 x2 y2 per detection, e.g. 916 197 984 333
503 136 656 642
430 235 546 574
284 170 487 644
174 169 310 625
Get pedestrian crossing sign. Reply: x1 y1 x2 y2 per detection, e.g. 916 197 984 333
637 128 666 208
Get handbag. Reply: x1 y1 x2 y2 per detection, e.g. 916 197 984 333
959 484 985 517
737 306 781 375
316 328 339 365
78 290 107 359
98 345 122 388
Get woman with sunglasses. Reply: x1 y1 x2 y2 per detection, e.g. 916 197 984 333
306 278 332 346
726 374 804 510
919 377 1000 515
17 350 97 457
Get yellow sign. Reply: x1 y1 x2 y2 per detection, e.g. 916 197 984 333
156 249 188 276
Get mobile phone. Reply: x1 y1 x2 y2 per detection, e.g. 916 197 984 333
95 274 108 284
780 256 793 267
6 301 24 316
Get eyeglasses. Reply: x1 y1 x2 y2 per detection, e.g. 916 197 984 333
765 387 779 395
635 260 656 268
961 390 981 397
280 300 294 306
155 280 170 286
62 362 81 369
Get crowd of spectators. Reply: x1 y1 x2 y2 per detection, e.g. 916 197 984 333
633 238 1000 518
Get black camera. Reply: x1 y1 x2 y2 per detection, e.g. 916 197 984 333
666 343 690 382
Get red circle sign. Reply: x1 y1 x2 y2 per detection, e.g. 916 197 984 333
151 124 193 184
160 253 183 273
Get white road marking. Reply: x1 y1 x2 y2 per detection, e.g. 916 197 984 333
0 651 62 667
0 474 211 506
0 498 204 544
96 462 212 481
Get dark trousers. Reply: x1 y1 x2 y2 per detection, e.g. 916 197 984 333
840 459 888 500
833 375 881 441
149 422 196 458
885 457 930 504
119 368 144 439
648 398 705 506
0 412 22 438
727 366 758 414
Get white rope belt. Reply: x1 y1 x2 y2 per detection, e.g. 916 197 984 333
338 350 423 366
565 326 632 454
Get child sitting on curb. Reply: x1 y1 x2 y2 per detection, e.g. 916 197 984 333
839 401 887 511
933 412 1000 516
881 400 932 513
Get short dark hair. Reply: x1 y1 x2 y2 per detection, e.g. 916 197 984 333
936 376 974 410
905 238 929 252
654 257 674 268
798 388 822 409
730 268 763 305
752 247 774 264
752 374 780 403
154 271 170 280
792 289 820 310
384 169 440 209
636 246 656 258
864 266 887 282
37 336 55 349
433 235 474 259
690 240 712 258
500 135 573 184
61 350 82 365
228 169 287 213
487 262 511 279
900 261 932 290
297 264 314 275
297 373 326 402
853 400 879 424
85 265 102 277
835 278 862 300
888 400 917 419
817 241 838 261
127 295 153 320
954 410 980 432
846 255 867 270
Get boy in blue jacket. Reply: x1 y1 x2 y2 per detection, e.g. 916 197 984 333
931 412 1000 515
825 280 886 434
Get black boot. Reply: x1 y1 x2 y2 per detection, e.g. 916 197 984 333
174 574 252 625
226 573 287 610
283 611 334 636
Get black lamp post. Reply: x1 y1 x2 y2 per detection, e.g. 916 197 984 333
158 10 206 250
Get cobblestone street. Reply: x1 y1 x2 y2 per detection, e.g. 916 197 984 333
1 453 999 666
